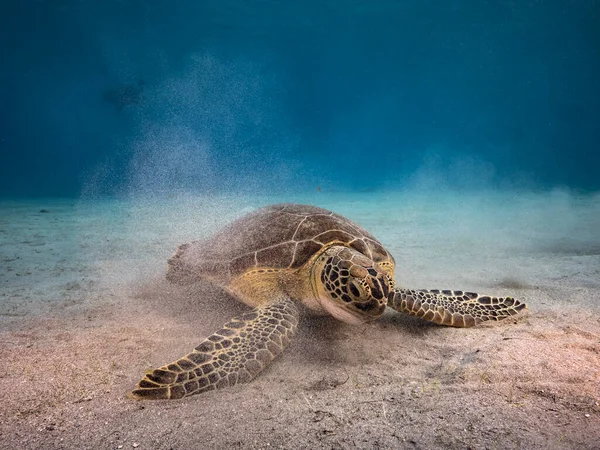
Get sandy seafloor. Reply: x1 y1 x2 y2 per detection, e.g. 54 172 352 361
1 190 599 449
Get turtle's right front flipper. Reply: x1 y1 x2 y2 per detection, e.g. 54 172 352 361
129 296 299 400
388 288 526 327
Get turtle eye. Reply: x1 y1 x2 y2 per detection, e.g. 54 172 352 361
348 280 364 299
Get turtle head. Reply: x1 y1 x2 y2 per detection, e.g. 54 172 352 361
313 246 390 324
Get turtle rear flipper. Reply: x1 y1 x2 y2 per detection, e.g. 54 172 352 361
129 296 299 400
388 288 526 328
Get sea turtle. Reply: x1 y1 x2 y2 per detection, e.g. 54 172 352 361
130 204 526 400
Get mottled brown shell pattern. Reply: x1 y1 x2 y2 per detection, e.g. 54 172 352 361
167 204 394 285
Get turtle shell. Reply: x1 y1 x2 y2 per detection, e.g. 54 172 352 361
166 204 393 286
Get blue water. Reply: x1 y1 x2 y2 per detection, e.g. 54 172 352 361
1 1 599 197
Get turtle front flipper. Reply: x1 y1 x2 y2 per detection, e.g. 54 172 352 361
129 296 299 400
388 288 526 327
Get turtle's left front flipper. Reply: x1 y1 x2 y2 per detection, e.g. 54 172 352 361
129 295 299 400
388 288 526 327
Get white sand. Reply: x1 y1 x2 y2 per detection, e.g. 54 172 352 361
1 190 599 449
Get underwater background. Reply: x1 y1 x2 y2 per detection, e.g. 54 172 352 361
2 2 600 448
1 0 599 198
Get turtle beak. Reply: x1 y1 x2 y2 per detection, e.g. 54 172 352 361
354 296 387 320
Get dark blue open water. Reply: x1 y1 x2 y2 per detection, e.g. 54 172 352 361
1 1 599 197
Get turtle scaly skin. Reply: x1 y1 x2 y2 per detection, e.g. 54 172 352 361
130 204 526 400
388 289 524 327
132 297 298 399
